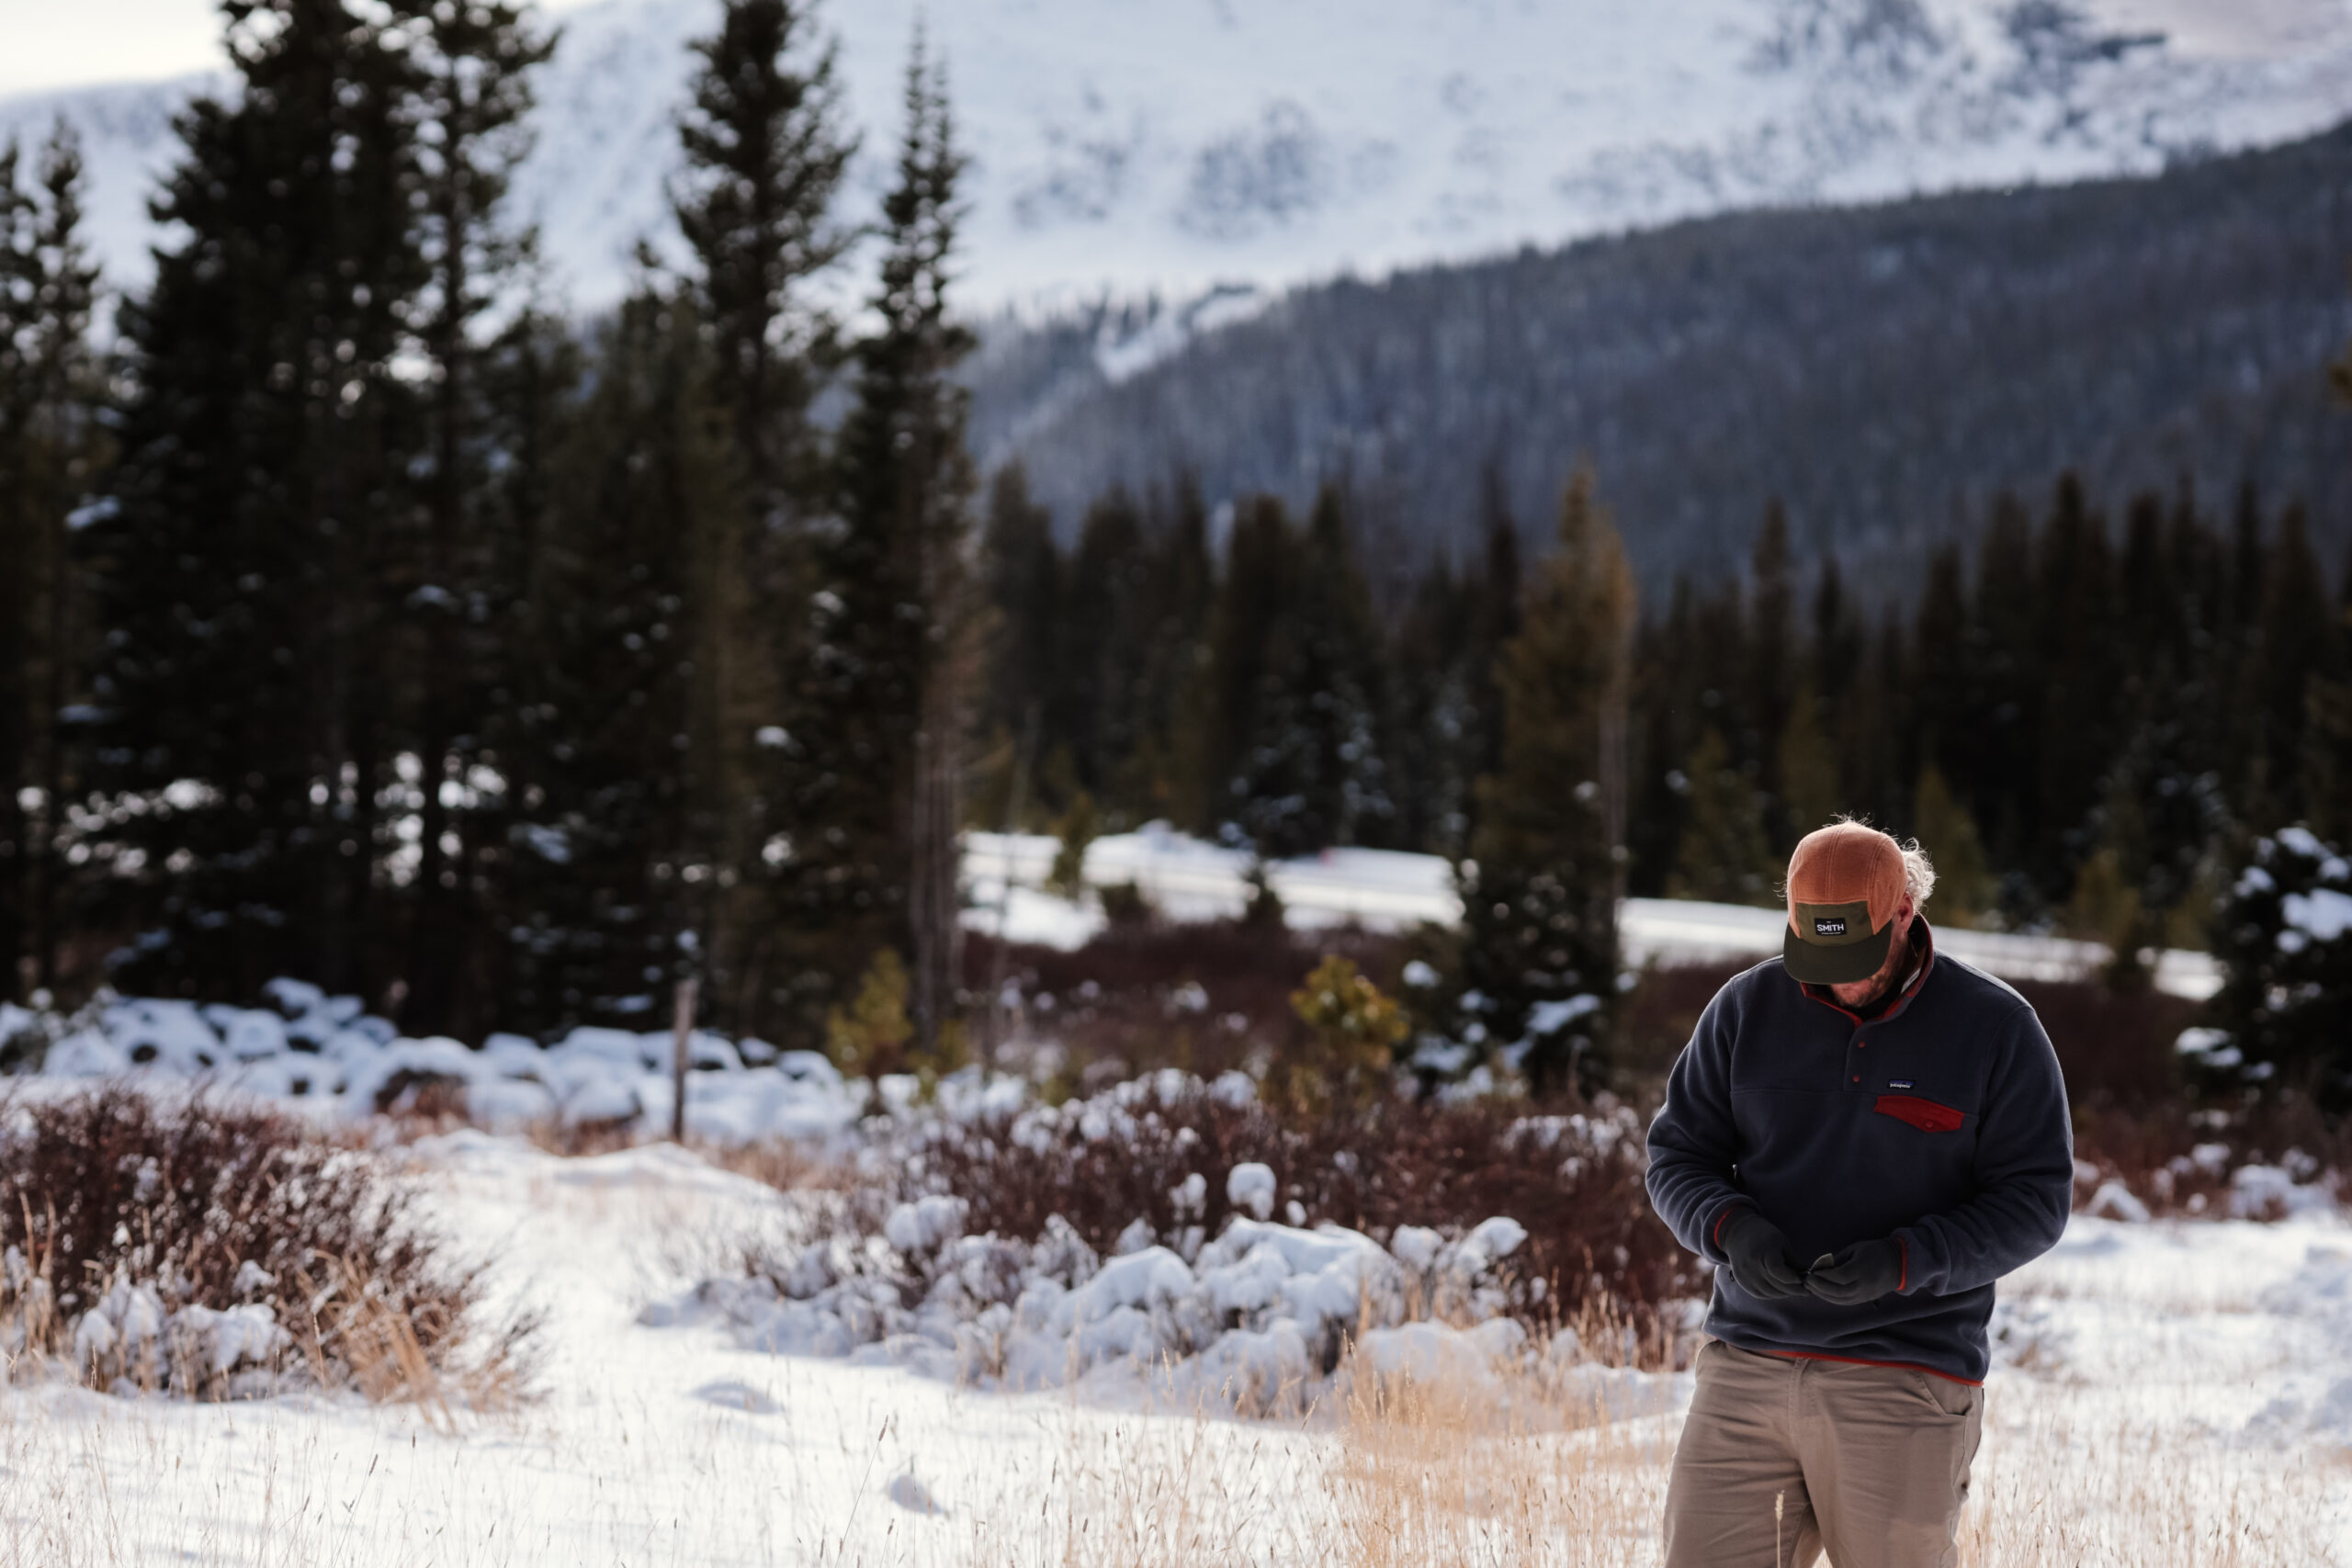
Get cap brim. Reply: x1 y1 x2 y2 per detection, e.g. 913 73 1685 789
1782 919 1894 985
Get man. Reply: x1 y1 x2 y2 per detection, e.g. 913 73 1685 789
1645 819 2074 1568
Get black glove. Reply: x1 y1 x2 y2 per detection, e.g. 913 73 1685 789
1805 1237 1905 1305
1718 1207 1808 1300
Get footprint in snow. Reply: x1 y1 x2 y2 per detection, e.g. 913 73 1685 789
691 1381 779 1415
888 1473 945 1517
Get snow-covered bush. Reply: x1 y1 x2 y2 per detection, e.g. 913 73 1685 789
2207 826 2352 1098
729 1070 1698 1349
0 1088 531 1401
684 1070 1704 1406
2071 1100 2344 1218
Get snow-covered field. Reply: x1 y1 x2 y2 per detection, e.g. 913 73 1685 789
964 827 2225 999
1 1131 2344 1566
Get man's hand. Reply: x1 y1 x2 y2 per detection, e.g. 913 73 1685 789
1805 1237 1905 1305
1718 1207 1808 1300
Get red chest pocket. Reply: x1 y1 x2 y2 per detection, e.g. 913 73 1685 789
1876 1094 1965 1133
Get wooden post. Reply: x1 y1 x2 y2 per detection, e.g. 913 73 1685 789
670 976 697 1143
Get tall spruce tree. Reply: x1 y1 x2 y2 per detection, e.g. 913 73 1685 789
974 462 1058 825
0 127 100 999
1389 553 1475 857
2335 267 2351 404
397 0 555 1036
1061 488 1152 810
1460 470 1634 1094
2034 474 2121 897
0 139 32 1000
818 33 976 1057
1668 727 1776 905
83 0 424 1001
1745 502 1795 842
501 287 720 1032
1193 495 1298 844
674 0 857 1032
1119 476 1216 822
2239 504 2334 831
1231 484 1390 855
674 0 854 524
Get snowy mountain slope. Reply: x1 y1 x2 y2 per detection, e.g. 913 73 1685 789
3 0 2350 312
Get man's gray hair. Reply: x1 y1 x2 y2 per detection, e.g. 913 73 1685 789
1897 837 1937 908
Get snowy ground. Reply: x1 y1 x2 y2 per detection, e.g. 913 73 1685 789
2 1133 2345 1566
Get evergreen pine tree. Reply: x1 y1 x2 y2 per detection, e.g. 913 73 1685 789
1461 469 1522 802
1745 502 1795 841
820 33 976 1057
2240 504 2334 830
2032 473 2121 897
674 0 854 523
18 126 101 999
1212 484 1391 856
1909 544 1969 787
1963 494 2041 903
0 132 94 998
1120 475 1216 822
1062 487 1152 812
1912 765 1995 928
82 0 424 1001
1626 577 1694 897
1776 682 1840 838
500 287 717 1032
2336 265 2352 404
0 142 28 998
1389 551 1474 857
1192 494 1297 843
1805 555 1872 818
673 0 856 1032
1460 469 1634 1094
397 0 555 1035
2102 490 2228 940
1668 727 1777 906
973 462 1058 825
2307 536 2352 846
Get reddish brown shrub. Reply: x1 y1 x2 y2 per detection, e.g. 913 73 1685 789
964 924 1411 1082
0 1087 533 1402
2071 1095 2346 1217
865 1081 1708 1345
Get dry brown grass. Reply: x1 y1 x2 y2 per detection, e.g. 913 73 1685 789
1328 1363 1673 1567
0 1086 535 1407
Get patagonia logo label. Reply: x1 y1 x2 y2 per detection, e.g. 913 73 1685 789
1889 1078 1915 1089
1814 917 1847 937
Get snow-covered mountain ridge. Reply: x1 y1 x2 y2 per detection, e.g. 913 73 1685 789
3 0 2349 312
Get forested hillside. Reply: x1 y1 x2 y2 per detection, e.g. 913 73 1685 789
971 124 2352 593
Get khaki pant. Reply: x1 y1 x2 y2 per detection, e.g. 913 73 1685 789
1662 1339 1983 1568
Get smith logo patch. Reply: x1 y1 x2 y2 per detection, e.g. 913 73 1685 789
1890 1078 1915 1089
1813 917 1847 937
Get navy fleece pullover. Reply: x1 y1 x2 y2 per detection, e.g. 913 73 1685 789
1645 919 2074 1382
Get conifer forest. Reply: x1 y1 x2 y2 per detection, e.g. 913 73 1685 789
1 0 2349 1092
